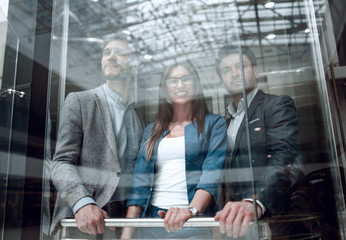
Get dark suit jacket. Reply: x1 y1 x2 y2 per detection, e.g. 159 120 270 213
50 86 145 235
222 90 301 215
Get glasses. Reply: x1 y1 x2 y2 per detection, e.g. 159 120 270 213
165 75 194 87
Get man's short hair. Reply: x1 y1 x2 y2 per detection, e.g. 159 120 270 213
215 45 257 79
102 32 139 67
102 32 137 55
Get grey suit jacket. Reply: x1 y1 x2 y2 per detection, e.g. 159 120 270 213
50 86 145 235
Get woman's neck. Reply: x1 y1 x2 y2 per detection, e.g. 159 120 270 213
172 102 193 123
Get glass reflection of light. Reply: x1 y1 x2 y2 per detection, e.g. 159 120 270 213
266 33 276 39
264 1 275 9
122 30 131 35
144 54 153 60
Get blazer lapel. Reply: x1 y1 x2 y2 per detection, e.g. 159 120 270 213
245 90 265 125
231 90 265 160
231 119 244 160
94 86 119 160
226 117 232 127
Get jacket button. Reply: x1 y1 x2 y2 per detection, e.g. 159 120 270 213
116 172 121 177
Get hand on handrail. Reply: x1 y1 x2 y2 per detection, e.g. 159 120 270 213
74 204 114 235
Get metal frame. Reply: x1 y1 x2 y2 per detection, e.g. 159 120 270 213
59 218 271 240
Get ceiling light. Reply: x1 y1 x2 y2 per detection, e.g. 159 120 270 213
91 0 98 2
122 30 131 35
144 54 152 60
266 34 276 40
304 28 310 34
264 1 275 9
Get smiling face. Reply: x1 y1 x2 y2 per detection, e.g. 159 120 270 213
101 40 131 81
220 53 259 96
166 65 195 105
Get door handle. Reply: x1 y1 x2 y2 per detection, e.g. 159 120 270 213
1 88 27 98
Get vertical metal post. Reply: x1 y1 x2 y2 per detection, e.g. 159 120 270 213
57 0 70 115
231 1 260 238
0 25 19 240
304 0 346 238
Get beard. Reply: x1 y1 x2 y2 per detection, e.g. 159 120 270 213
227 79 244 95
103 70 132 82
102 64 132 82
226 76 257 96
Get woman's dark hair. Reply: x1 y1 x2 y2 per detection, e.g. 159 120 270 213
145 60 209 161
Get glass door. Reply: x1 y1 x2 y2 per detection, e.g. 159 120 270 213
0 7 20 240
45 0 346 239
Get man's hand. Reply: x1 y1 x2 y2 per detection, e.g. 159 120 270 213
75 204 110 235
158 208 192 232
214 201 262 238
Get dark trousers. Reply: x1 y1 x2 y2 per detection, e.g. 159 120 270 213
102 200 127 218
101 200 127 238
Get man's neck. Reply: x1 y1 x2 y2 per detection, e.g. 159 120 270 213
232 94 243 111
232 88 255 111
106 80 130 104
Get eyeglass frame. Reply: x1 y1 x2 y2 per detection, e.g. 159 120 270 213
165 75 194 87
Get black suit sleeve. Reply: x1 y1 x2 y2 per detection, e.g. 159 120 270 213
258 95 301 214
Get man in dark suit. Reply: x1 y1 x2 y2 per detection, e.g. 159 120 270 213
214 45 301 238
50 33 145 237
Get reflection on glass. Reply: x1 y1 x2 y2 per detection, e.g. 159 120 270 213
44 0 344 239
0 7 20 240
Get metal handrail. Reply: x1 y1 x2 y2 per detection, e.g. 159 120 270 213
60 215 318 228
59 218 270 239
61 217 228 228
59 216 321 240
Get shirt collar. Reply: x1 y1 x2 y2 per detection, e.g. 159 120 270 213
102 84 134 106
227 87 259 117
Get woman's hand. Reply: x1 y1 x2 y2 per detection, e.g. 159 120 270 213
158 208 193 232
121 205 143 239
157 189 212 232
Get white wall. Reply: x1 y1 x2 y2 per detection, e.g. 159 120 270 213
0 0 9 17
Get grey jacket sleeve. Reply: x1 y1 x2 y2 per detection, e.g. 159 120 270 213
51 93 93 209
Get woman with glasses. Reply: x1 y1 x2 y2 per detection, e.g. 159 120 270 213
122 61 227 239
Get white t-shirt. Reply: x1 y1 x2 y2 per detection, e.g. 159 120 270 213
151 136 189 209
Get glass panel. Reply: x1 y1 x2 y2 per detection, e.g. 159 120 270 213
235 0 345 239
0 8 6 90
44 0 345 239
0 7 19 240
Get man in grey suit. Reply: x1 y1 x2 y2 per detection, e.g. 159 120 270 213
50 33 145 237
214 45 301 238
